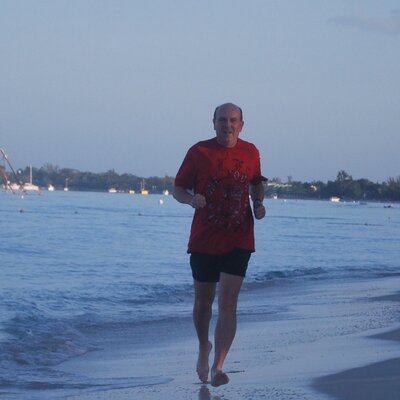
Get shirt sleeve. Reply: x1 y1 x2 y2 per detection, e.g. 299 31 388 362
174 147 197 190
250 147 268 185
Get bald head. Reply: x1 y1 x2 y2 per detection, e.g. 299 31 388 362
213 103 243 122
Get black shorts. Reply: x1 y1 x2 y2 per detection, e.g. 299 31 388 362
190 248 252 282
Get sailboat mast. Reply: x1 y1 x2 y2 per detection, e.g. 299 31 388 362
0 148 23 186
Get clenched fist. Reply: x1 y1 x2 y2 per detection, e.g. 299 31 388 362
190 194 207 209
253 200 266 220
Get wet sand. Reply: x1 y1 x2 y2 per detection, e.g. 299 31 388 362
61 278 400 400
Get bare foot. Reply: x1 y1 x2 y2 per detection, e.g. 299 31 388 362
197 341 212 383
211 368 229 387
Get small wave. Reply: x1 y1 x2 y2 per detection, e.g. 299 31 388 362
327 221 383 227
121 283 193 306
1 375 172 391
246 264 400 290
134 213 192 219
268 215 340 221
0 301 92 369
0 301 174 398
245 267 327 290
0 369 172 399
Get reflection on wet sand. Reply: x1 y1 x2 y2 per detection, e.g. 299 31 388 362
198 385 223 400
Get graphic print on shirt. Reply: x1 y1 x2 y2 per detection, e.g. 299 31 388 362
203 157 251 232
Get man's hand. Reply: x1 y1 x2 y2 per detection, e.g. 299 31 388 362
191 194 206 209
173 187 206 209
253 200 266 220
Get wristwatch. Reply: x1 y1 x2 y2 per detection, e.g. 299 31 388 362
253 199 263 207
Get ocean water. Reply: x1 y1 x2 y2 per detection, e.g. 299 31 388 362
0 191 399 399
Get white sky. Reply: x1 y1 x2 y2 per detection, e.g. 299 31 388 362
1 0 399 182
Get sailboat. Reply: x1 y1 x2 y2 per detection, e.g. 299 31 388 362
0 149 39 192
10 166 39 191
140 179 149 195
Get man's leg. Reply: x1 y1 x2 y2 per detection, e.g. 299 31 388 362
211 272 244 387
193 280 216 383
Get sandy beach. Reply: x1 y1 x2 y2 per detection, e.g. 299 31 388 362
57 276 400 400
313 299 400 400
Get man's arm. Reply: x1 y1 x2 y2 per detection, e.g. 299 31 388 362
173 186 206 209
250 182 266 220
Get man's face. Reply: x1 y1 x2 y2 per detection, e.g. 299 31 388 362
213 105 244 148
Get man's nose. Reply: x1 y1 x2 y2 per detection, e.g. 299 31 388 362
225 120 232 128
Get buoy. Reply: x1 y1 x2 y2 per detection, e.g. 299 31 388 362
159 199 164 205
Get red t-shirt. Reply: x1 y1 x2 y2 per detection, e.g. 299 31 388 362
175 137 267 255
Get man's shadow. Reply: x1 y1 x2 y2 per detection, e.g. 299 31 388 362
198 385 223 400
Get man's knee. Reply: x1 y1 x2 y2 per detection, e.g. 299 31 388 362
194 298 214 312
218 297 238 313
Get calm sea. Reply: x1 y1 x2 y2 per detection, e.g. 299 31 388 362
0 191 399 398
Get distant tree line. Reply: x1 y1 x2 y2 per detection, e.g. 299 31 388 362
9 165 400 201
266 170 400 202
14 164 174 194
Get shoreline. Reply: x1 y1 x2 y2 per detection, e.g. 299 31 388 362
2 186 399 206
56 277 400 400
